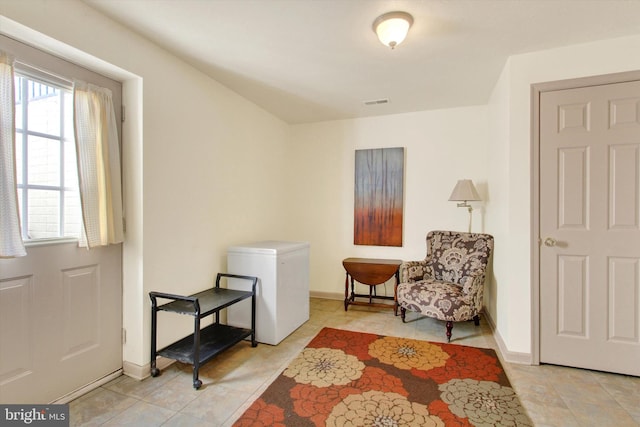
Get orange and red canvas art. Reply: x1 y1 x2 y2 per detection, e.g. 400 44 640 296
354 147 404 247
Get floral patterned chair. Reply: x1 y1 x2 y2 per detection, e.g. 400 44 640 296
397 230 494 342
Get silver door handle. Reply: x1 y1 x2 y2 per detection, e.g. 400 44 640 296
544 237 557 247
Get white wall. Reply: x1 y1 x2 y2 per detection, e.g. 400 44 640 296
288 107 490 298
6 0 640 370
485 61 511 344
487 34 640 357
0 0 290 369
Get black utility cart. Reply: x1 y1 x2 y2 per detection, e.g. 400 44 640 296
149 273 258 389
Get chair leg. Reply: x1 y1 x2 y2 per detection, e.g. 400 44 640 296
473 315 480 326
445 321 453 342
400 307 406 323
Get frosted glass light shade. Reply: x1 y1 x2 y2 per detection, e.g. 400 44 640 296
373 12 413 49
449 179 481 202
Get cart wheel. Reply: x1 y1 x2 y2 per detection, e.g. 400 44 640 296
150 368 160 377
193 379 202 389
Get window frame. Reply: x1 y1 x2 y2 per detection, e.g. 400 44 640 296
1 34 123 246
14 70 78 241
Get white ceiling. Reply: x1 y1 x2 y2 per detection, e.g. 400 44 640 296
83 0 640 124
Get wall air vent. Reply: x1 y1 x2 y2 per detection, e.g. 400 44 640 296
363 98 389 106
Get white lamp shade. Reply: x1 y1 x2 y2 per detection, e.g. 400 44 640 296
449 179 481 202
373 12 413 48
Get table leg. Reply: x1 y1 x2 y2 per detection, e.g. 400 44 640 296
351 277 355 303
394 271 400 316
344 272 349 311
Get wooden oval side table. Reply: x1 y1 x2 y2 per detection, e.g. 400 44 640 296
342 257 402 314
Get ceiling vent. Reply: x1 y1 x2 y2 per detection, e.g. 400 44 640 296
363 98 390 106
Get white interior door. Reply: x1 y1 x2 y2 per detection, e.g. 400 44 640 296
540 80 640 376
0 242 122 403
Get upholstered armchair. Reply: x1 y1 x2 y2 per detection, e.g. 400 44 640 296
397 230 494 342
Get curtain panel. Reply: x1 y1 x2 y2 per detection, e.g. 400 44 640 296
74 81 124 248
0 51 26 258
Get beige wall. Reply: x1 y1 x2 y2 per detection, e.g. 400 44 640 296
485 61 511 350
0 0 290 368
487 34 640 357
4 0 640 369
287 108 490 299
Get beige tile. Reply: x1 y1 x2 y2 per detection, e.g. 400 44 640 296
544 365 602 386
521 401 581 427
203 359 275 394
162 412 205 427
514 381 568 409
592 371 640 421
563 397 638 427
69 388 137 426
552 381 618 406
102 401 175 426
180 383 253 425
141 372 200 411
103 365 180 399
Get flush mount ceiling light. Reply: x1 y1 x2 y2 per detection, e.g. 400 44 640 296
372 11 413 49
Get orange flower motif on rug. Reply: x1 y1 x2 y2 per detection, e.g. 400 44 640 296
368 336 450 371
234 327 533 427
414 343 504 383
235 398 286 427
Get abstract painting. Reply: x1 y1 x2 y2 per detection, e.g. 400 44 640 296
354 147 404 246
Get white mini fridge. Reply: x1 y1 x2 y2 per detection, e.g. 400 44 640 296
226 240 310 345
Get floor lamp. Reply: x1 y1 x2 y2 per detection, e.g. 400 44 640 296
449 179 481 232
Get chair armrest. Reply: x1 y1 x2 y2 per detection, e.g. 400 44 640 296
461 272 485 295
461 272 487 312
400 260 430 283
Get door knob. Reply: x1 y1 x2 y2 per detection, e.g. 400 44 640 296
544 237 557 247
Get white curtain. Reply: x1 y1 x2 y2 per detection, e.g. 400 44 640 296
0 51 26 258
74 80 124 248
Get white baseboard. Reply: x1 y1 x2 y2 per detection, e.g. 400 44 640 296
53 369 122 404
123 356 175 380
483 309 533 365
54 357 176 403
310 291 343 300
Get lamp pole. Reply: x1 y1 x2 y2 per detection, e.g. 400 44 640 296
457 202 473 233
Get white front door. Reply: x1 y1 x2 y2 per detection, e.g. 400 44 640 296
539 80 640 376
0 242 122 403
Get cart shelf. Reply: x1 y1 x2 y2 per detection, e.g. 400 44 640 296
149 273 258 389
157 323 253 365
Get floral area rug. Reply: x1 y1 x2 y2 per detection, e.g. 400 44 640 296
234 327 532 426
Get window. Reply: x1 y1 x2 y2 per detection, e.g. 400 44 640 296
14 72 82 240
2 33 122 243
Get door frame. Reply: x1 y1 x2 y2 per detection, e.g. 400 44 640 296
531 70 640 365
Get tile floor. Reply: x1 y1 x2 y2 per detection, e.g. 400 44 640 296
70 298 640 426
